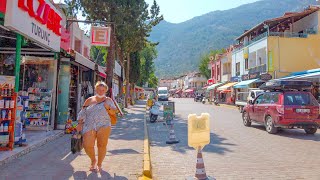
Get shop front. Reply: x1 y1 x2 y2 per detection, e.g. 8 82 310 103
57 52 95 129
217 82 238 104
206 82 225 101
0 0 62 150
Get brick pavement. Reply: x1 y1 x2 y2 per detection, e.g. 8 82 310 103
0 102 146 180
148 98 320 180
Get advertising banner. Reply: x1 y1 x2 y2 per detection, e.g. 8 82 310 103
4 0 62 52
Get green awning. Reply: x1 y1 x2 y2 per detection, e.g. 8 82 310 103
206 82 224 92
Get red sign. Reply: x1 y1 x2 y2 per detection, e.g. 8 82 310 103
60 27 71 51
91 26 111 47
17 0 62 36
0 0 6 14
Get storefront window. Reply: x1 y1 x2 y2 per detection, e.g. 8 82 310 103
0 54 15 76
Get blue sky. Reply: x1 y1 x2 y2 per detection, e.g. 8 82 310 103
145 0 259 23
54 0 259 23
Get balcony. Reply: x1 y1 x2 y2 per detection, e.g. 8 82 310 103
248 64 267 74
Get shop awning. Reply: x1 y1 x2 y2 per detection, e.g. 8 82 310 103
217 82 238 91
98 65 106 78
75 52 95 70
233 79 258 89
175 89 182 94
207 82 223 91
280 68 320 80
185 89 194 93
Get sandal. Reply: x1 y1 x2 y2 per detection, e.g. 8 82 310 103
96 166 102 173
89 165 96 171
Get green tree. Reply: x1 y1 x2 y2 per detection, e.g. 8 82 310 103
91 46 107 66
65 0 163 89
148 73 158 88
138 44 157 86
129 52 141 83
198 49 225 79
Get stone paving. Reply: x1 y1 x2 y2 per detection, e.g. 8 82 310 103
0 102 146 180
148 98 320 180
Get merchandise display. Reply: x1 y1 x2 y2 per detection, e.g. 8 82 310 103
24 88 52 131
69 65 79 121
0 76 16 150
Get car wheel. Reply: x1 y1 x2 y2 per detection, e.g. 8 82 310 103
304 128 317 135
265 116 278 134
242 111 251 127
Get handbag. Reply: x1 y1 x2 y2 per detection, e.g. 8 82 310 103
107 108 117 125
71 131 83 154
106 98 118 125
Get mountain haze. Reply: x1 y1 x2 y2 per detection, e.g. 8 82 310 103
150 0 316 78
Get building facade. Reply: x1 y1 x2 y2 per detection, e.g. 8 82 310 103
232 6 320 81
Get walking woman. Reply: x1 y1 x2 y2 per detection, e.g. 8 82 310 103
76 81 117 172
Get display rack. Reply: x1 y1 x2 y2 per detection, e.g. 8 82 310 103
24 88 52 131
0 90 17 151
69 65 78 121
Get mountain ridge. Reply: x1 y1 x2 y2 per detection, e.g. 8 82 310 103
150 0 316 78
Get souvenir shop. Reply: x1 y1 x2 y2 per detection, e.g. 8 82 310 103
0 0 61 150
57 53 95 129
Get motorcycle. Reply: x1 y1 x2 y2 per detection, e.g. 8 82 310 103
150 101 161 123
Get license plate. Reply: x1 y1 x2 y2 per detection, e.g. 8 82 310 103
296 109 310 113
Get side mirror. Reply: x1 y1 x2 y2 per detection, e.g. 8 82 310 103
249 100 253 105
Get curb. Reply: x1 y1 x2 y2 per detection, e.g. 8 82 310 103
0 130 64 167
218 104 238 110
139 108 152 180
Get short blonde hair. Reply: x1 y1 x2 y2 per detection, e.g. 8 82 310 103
95 81 108 90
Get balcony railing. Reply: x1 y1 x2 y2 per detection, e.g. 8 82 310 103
234 30 316 52
248 64 267 74
269 32 308 38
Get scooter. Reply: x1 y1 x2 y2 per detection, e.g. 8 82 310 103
213 98 219 106
150 101 161 123
202 97 206 104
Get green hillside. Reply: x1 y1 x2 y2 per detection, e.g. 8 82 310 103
150 0 316 78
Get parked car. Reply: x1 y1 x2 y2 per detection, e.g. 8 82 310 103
236 89 264 113
242 80 320 134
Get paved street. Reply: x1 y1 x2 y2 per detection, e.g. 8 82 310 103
0 103 145 180
148 98 320 180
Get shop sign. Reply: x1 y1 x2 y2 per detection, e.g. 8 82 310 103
230 76 241 82
243 47 249 59
0 0 6 14
5 0 62 52
114 61 121 77
60 27 71 52
242 72 260 81
91 26 111 47
260 73 272 81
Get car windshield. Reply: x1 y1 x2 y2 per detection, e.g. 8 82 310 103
158 90 167 94
284 92 318 106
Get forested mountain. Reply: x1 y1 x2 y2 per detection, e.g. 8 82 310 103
150 0 316 78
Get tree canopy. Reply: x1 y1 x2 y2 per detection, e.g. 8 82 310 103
199 49 225 79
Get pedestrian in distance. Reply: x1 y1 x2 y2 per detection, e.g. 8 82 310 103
76 81 117 173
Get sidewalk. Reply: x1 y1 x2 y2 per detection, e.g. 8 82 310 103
0 101 146 180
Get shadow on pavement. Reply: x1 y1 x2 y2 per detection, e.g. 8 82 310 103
108 148 140 155
73 170 128 180
148 114 236 155
251 124 320 141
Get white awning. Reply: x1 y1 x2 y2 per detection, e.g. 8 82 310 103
75 52 95 70
98 65 106 78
